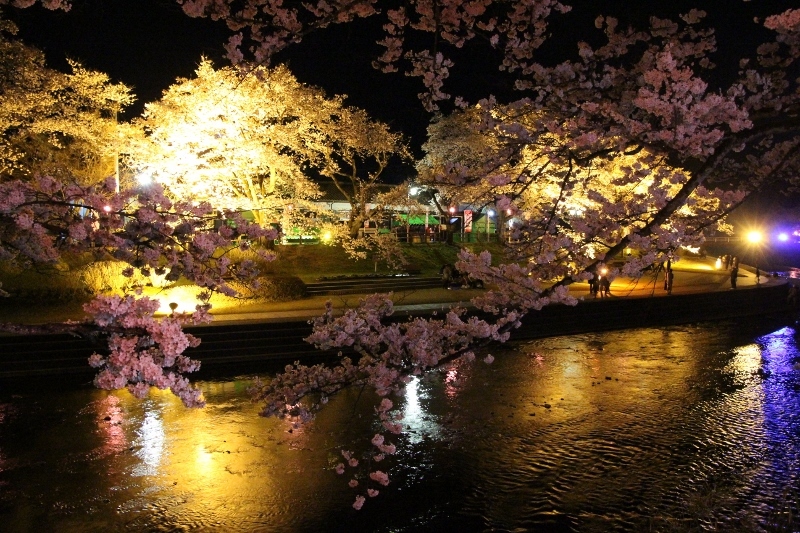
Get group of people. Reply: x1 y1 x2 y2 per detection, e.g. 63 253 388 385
440 264 485 289
588 272 611 298
720 255 742 289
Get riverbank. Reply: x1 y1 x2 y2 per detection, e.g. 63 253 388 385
0 257 794 380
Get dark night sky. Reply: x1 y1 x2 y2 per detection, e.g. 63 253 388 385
7 0 794 145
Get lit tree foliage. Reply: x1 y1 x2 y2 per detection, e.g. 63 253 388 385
128 60 326 227
4 0 800 508
128 59 407 234
312 106 409 238
0 17 134 185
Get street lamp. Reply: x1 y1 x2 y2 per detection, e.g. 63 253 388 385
486 209 494 242
746 230 763 244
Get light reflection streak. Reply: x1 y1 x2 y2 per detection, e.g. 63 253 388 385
751 327 800 490
404 377 422 425
402 377 443 442
132 407 165 477
95 395 128 457
194 443 214 476
725 343 762 378
757 327 797 373
444 368 460 398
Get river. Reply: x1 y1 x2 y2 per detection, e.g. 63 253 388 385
1 317 798 532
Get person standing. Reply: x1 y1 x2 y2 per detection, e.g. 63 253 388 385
588 275 598 298
730 266 739 289
756 267 761 284
600 275 611 297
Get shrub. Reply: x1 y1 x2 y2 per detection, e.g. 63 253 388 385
229 275 307 302
0 262 91 302
78 261 149 295
78 261 177 295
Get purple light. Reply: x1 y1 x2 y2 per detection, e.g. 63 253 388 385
778 232 790 242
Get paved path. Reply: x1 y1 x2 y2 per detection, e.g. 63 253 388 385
207 257 780 325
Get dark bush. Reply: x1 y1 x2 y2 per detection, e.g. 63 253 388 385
229 276 307 302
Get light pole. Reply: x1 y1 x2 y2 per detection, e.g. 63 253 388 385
486 209 494 242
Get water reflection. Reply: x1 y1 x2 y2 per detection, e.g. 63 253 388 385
132 407 164 476
0 318 798 532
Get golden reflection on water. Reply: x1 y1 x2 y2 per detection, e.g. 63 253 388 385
727 343 763 377
92 395 128 458
15 322 785 532
84 382 311 527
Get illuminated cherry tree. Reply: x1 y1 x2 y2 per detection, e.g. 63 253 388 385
312 106 409 238
3 0 800 508
127 60 327 227
128 59 407 235
0 18 134 185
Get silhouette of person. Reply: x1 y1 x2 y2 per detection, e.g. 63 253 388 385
440 264 454 288
600 276 611 297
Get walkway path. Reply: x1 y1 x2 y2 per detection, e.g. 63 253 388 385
207 257 779 325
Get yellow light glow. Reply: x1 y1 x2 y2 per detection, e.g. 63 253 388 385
322 231 332 242
746 231 763 244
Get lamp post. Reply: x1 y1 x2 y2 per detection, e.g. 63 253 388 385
486 209 494 242
444 206 455 244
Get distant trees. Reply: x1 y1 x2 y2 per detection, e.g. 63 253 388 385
0 18 134 185
313 106 408 238
128 59 406 233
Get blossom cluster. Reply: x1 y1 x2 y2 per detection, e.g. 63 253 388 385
0 177 275 405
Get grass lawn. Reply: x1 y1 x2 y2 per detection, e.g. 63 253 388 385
260 241 507 281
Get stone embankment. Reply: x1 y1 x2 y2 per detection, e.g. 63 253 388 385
0 277 794 381
512 281 792 340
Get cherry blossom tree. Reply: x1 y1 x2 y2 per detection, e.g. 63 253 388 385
126 60 328 228
4 0 800 508
0 175 275 406
128 58 407 241
314 106 409 238
0 17 134 185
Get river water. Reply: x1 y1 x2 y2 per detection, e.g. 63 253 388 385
1 317 799 532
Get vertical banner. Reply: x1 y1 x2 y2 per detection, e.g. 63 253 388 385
464 209 473 232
